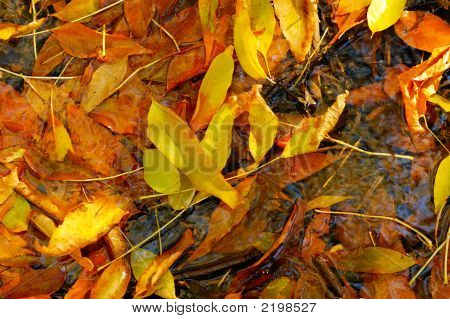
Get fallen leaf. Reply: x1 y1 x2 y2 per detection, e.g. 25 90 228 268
394 11 450 53
143 148 181 194
0 168 18 205
305 196 352 211
336 0 371 15
36 195 129 256
361 274 416 298
52 0 101 22
434 155 450 213
2 195 31 233
327 247 417 274
124 0 155 39
428 94 450 112
273 0 318 62
190 46 234 131
90 258 131 299
0 224 34 264
260 276 293 299
0 18 46 41
147 100 242 208
367 0 406 33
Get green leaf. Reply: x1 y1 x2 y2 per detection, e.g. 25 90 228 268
144 149 181 194
234 0 267 79
200 102 236 171
434 155 450 213
368 0 407 33
248 86 279 164
147 100 242 209
281 92 347 158
328 247 417 274
2 195 31 233
190 46 234 131
131 248 157 280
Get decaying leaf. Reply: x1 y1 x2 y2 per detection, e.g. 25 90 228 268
36 195 129 256
328 247 417 274
367 0 406 33
260 276 293 299
190 46 234 131
147 100 242 209
273 0 318 62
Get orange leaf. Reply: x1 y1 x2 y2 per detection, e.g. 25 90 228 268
52 23 151 61
395 11 450 53
90 258 131 299
124 0 155 39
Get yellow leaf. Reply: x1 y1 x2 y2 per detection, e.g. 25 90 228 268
306 196 352 211
2 196 31 233
0 19 46 41
168 175 195 210
147 100 242 209
429 94 450 112
434 155 450 213
36 195 129 256
260 277 292 299
0 147 25 163
367 0 406 33
52 0 100 22
30 211 56 238
135 229 193 298
273 0 318 62
131 248 157 280
52 119 74 162
0 168 19 205
234 0 267 79
0 224 34 262
81 58 128 113
200 102 236 171
90 258 131 299
336 0 371 15
198 0 219 63
144 149 180 194
281 92 347 158
0 24 18 41
248 0 276 57
248 86 279 164
190 46 234 131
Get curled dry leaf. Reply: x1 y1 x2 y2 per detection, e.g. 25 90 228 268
147 100 242 209
398 46 450 134
367 0 406 33
135 229 194 298
190 46 234 131
395 11 450 53
52 23 151 61
36 195 129 256
327 247 417 274
273 0 318 62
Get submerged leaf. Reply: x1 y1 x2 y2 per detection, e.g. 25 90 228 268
328 247 417 274
367 0 406 33
81 58 128 113
273 0 318 62
434 155 450 213
147 100 242 208
36 195 129 256
190 46 234 131
260 277 293 299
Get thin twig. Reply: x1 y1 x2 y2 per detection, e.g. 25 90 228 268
0 66 74 80
152 19 180 52
315 209 433 250
64 167 143 182
409 240 446 286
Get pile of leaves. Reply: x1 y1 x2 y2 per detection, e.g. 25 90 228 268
0 0 449 299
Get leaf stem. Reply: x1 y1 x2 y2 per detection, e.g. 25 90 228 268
409 240 446 286
315 209 433 250
64 167 143 182
152 19 180 52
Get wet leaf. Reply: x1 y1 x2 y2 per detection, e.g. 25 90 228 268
328 247 417 274
305 196 352 211
90 258 131 299
367 0 406 33
52 0 101 22
273 0 318 62
144 148 180 194
190 46 234 131
200 102 236 171
234 0 267 79
147 100 242 209
2 195 31 233
362 274 416 298
248 86 279 164
260 276 293 299
135 229 194 298
52 23 150 61
36 195 129 256
124 0 155 39
434 155 450 213
30 211 57 238
395 11 450 52
336 0 371 15
281 92 347 158
81 58 128 113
